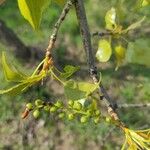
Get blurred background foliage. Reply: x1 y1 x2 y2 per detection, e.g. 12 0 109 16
0 0 150 149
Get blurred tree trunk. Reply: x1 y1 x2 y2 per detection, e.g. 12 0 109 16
0 19 44 61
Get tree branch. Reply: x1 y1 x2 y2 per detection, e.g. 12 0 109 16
74 0 123 123
118 103 150 109
92 31 112 37
45 0 74 56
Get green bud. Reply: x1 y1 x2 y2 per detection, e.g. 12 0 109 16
44 105 49 111
55 100 63 108
94 117 100 124
106 117 111 123
73 102 82 110
68 113 74 120
95 110 100 116
80 116 88 123
86 109 93 116
33 110 40 118
68 100 74 107
35 99 44 106
50 106 57 113
58 112 65 119
26 103 33 110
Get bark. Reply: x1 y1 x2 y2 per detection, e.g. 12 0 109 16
74 0 123 123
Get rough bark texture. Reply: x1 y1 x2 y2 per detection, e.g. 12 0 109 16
74 0 122 123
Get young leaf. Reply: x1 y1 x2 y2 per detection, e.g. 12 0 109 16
115 45 126 70
25 71 46 83
54 0 66 5
0 72 46 95
60 65 80 79
105 7 117 30
64 80 86 100
123 16 146 33
64 80 99 100
2 52 27 82
142 0 150 7
77 82 99 96
125 39 150 66
96 39 112 62
17 0 50 29
0 82 29 95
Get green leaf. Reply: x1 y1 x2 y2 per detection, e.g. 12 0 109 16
125 39 150 66
105 7 117 30
25 71 46 84
96 39 112 62
77 82 99 95
115 45 126 70
142 0 150 7
64 80 86 100
0 72 46 95
17 0 50 30
54 0 66 5
64 80 99 100
123 16 146 33
2 52 27 82
60 65 80 79
0 82 29 95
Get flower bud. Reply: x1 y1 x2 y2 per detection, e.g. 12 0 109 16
50 106 57 113
68 100 74 107
68 113 74 120
26 103 33 110
80 116 88 123
58 112 65 119
95 110 100 116
55 100 63 108
35 99 44 106
33 110 40 118
73 102 82 110
106 117 111 123
86 109 93 116
94 117 100 124
44 105 49 111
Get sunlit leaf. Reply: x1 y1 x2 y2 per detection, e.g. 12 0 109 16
122 128 150 150
77 82 99 95
0 72 46 95
0 82 29 95
64 80 86 100
2 52 27 82
125 39 150 66
17 0 50 29
96 39 112 62
142 0 150 7
105 7 117 30
115 45 126 70
64 80 99 100
60 65 80 79
54 0 66 5
123 16 146 33
26 71 46 83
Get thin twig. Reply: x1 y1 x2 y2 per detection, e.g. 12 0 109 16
74 0 124 125
42 0 74 72
118 103 150 109
92 31 112 37
45 0 74 56
101 127 116 147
